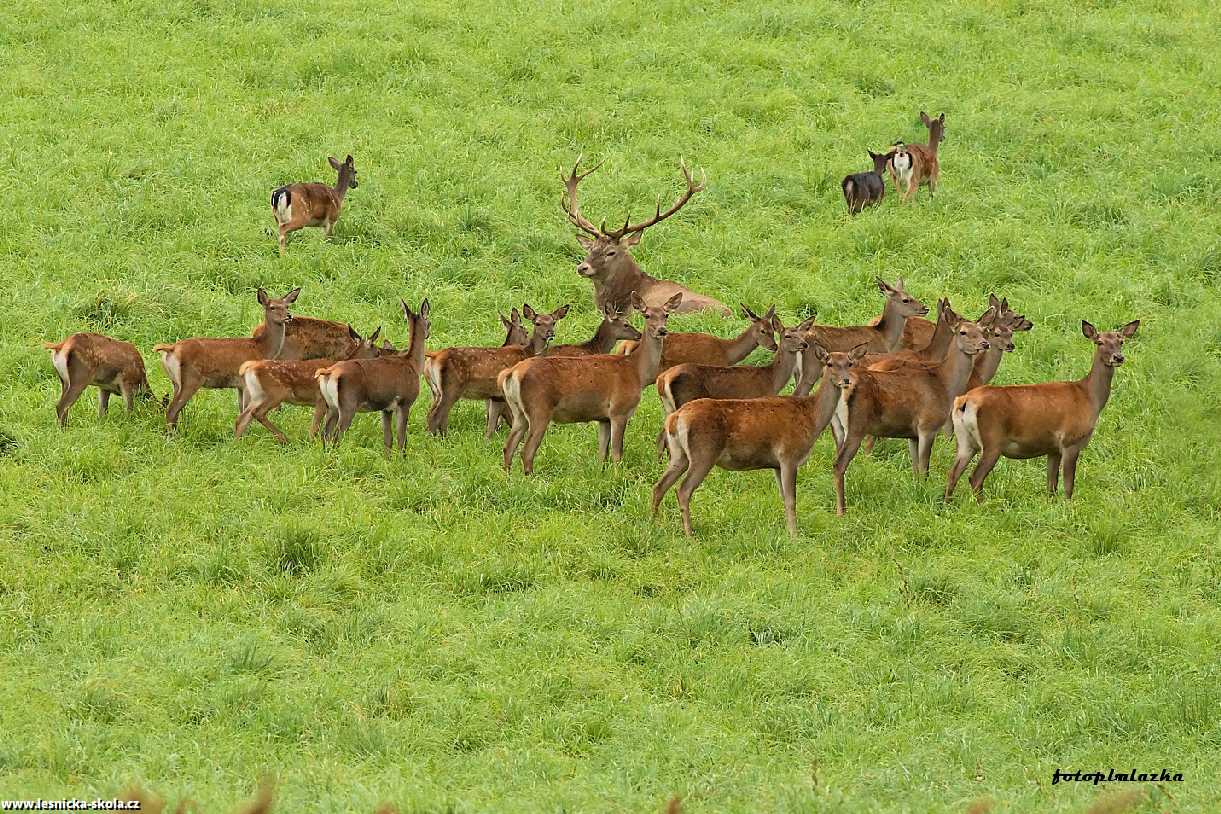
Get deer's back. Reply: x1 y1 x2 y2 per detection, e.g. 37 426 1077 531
435 345 531 398
171 337 264 383
249 359 333 403
283 182 339 216
513 355 644 417
256 316 353 361
674 397 823 469
962 381 1096 452
807 325 889 353
62 333 146 383
332 356 420 407
664 363 774 407
851 369 947 436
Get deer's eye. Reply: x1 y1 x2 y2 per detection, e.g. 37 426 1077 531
605 250 616 257
902 298 911 303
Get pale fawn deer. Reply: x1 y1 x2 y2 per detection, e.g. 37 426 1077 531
546 304 641 357
316 300 431 452
43 333 156 427
501 292 682 475
654 315 815 456
154 287 299 430
894 112 944 201
650 344 848 537
424 304 569 436
794 278 929 395
945 319 1139 502
615 305 778 377
562 156 730 315
271 155 358 256
842 150 893 214
233 326 385 442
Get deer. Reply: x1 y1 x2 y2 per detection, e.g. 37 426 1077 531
43 333 156 427
424 304 569 436
888 141 914 199
501 292 682 475
842 150 893 214
863 298 962 369
615 304 778 377
546 304 641 357
562 156 730 316
253 311 371 362
315 300 431 453
945 319 1139 502
233 326 385 443
271 155 358 256
654 315 815 456
793 278 929 395
826 314 992 514
424 309 529 437
894 112 944 201
154 287 299 430
650 345 847 537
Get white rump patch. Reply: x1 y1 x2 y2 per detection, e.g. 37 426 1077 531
160 351 181 390
319 374 340 410
51 350 70 384
243 369 265 405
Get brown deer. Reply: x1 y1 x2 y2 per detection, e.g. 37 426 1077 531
966 303 1034 390
315 300 431 452
501 292 682 475
423 309 529 437
888 141 914 200
253 312 370 361
650 345 847 537
654 315 814 456
615 305 779 377
154 287 299 429
271 155 358 255
43 333 156 427
794 278 929 395
827 315 992 514
562 157 730 315
945 319 1139 502
546 304 641 357
863 298 962 369
424 304 569 436
233 327 385 442
893 112 944 201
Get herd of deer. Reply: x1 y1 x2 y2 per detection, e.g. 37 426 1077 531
43 134 1140 537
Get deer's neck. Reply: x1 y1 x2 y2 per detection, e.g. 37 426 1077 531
767 347 800 394
922 317 954 359
1082 348 1116 414
405 321 428 369
796 374 842 439
725 327 761 365
972 345 1005 386
526 329 551 357
598 259 652 311
257 319 288 360
875 302 909 352
581 321 618 354
935 342 977 399
630 331 665 383
335 172 353 203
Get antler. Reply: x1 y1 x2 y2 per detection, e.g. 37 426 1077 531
561 155 605 238
603 159 707 240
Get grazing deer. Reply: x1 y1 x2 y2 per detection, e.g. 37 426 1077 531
271 155 358 256
945 320 1139 502
546 304 641 357
794 278 929 395
895 112 944 201
501 292 682 475
654 315 814 456
828 315 992 514
43 333 155 427
154 288 299 430
650 345 846 537
842 150 893 214
562 157 730 315
233 327 385 442
425 304 569 435
888 141 914 199
616 305 779 376
316 300 431 452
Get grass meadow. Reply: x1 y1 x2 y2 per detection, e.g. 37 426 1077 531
1 0 1219 810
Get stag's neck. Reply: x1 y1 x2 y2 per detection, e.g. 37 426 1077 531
972 345 1005 386
257 320 288 360
767 348 800 394
875 302 909 352
580 322 618 354
725 327 761 365
629 332 665 383
936 343 977 399
1081 348 1116 414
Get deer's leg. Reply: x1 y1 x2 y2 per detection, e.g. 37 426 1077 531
655 424 669 461
915 430 935 477
651 446 689 518
55 377 90 428
833 434 865 516
1062 446 1082 500
97 389 111 418
381 410 393 453
234 403 257 438
1046 452 1062 496
520 411 552 476
120 381 137 413
323 219 335 239
609 412 632 463
907 439 920 473
278 225 289 256
776 463 800 537
252 400 289 444
675 455 715 537
596 419 611 462
968 446 1003 502
502 415 527 473
861 436 875 455
944 438 978 501
429 388 460 436
165 374 202 430
333 405 357 446
396 404 410 454
484 400 505 439
309 400 327 438
322 409 340 445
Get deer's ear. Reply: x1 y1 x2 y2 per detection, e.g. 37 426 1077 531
370 326 381 342
257 288 269 307
938 112 945 123
419 299 430 319
630 291 646 312
664 292 684 312
576 234 595 251
400 299 414 320
345 154 354 165
522 303 537 321
764 304 777 320
623 232 643 247
328 156 342 171
552 304 570 320
1081 320 1099 341
770 314 783 333
283 287 301 304
810 342 830 362
1119 319 1140 338
797 316 817 332
1015 317 1034 332
848 343 870 362
348 324 360 340
876 277 893 294
920 111 931 126
740 304 756 321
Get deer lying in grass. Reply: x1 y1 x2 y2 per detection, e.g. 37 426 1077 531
546 305 641 357
842 150 893 214
616 304 778 377
271 155 358 255
43 333 156 427
233 327 385 442
425 304 569 435
945 319 1139 502
794 278 929 395
316 300 430 452
562 156 730 315
651 345 847 537
828 314 992 514
895 112 944 201
501 292 682 475
654 315 814 456
154 288 299 430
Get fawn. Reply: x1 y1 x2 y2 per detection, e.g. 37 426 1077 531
271 155 358 255
896 112 944 201
616 304 778 377
888 141 914 199
842 150 893 214
945 319 1139 502
44 333 156 427
546 304 642 357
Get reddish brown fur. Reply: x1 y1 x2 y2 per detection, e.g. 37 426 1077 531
272 155 357 255
253 315 366 361
864 298 961 369
546 304 641 357
616 304 778 377
892 112 944 202
44 333 154 427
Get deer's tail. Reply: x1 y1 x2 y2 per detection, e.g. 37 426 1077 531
271 187 292 223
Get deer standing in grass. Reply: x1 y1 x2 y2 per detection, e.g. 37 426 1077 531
892 112 944 201
794 278 929 395
616 305 778 377
315 300 431 452
233 326 385 442
654 315 815 456
651 345 848 537
271 155 358 256
546 304 641 357
424 304 569 436
43 333 156 427
945 320 1139 502
501 292 682 475
842 150 893 214
154 288 299 430
424 309 530 437
253 308 373 362
562 157 730 315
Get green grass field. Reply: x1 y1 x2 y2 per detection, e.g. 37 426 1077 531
2 0 1218 810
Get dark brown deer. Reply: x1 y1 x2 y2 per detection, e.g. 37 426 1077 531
895 112 944 201
794 278 929 395
546 304 641 357
562 157 730 315
654 315 814 456
842 150 893 214
424 304 569 435
233 327 385 442
315 300 431 452
271 155 358 255
501 292 682 475
945 320 1139 502
616 304 778 376
154 287 299 429
650 346 847 537
43 333 156 427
